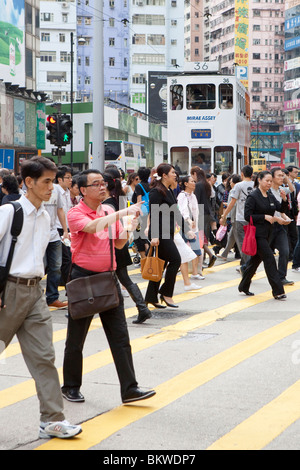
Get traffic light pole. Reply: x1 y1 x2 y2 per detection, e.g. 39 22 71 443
92 5 104 171
70 32 74 170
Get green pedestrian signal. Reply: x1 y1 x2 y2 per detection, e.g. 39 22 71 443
58 114 73 146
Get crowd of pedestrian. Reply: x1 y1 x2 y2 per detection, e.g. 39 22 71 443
0 158 300 441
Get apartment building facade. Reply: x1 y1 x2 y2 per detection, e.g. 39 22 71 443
282 0 300 165
208 0 285 140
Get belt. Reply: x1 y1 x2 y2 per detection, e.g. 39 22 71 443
7 275 41 287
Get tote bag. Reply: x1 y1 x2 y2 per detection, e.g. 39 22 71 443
242 217 257 256
140 245 165 282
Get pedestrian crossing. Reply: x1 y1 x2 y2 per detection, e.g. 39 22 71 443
1 258 300 450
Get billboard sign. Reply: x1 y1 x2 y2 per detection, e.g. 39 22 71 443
234 0 249 89
0 0 25 86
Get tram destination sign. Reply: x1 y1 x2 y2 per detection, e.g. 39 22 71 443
191 129 212 139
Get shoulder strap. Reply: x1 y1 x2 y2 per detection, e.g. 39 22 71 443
104 211 114 271
139 183 147 196
1 202 24 301
5 201 24 271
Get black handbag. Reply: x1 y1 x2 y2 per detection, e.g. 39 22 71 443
0 202 23 302
66 215 120 320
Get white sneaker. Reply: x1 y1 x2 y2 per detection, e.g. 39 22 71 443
292 267 300 273
39 420 82 439
190 274 205 280
184 283 202 291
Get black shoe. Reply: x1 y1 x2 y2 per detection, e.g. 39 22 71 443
122 387 156 404
281 279 294 286
274 294 287 300
146 302 166 309
132 310 152 324
62 388 85 402
208 255 217 268
160 295 178 308
238 287 255 296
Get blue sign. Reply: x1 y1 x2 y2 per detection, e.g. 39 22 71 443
285 16 300 31
191 129 211 139
0 149 15 170
285 36 300 51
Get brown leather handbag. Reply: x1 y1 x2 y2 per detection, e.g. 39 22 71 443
140 245 165 282
66 217 120 320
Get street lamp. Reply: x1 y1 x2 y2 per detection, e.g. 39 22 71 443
70 33 86 170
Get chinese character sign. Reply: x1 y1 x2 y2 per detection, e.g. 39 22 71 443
234 0 249 89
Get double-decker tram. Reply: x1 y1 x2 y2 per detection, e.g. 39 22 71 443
167 63 251 178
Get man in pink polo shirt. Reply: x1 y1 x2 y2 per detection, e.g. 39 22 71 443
61 169 156 404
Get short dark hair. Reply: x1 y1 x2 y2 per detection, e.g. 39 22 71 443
241 165 253 178
55 165 72 182
77 169 102 196
137 166 150 182
21 156 57 185
2 175 20 194
271 167 283 177
286 165 298 173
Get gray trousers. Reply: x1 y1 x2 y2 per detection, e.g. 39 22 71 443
0 280 64 423
233 220 250 267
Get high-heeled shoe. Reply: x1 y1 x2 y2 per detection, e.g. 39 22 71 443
238 287 254 296
160 295 179 308
146 302 166 309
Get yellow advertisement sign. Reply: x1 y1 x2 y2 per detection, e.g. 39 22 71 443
234 0 249 89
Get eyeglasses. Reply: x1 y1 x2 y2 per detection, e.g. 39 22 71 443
85 182 108 188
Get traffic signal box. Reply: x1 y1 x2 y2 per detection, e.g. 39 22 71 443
46 113 73 147
46 114 59 146
59 114 73 146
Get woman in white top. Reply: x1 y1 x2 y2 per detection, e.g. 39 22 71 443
124 172 139 203
177 175 204 280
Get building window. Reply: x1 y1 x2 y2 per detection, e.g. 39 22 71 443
40 51 56 62
109 38 115 46
60 51 71 62
41 32 50 41
59 33 65 42
109 57 115 66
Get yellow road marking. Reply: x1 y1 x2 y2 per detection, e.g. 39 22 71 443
35 313 300 450
207 379 300 450
1 281 299 410
4 267 264 360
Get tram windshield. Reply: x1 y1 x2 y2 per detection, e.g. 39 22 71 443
191 147 212 172
214 146 233 174
170 147 189 175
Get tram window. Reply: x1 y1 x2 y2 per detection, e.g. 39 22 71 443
219 84 233 109
170 147 189 175
191 147 212 172
186 84 215 110
170 84 183 110
214 146 233 175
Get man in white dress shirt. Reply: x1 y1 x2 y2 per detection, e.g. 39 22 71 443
0 156 82 440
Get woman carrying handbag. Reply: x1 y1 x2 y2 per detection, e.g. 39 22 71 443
144 163 185 309
238 171 291 300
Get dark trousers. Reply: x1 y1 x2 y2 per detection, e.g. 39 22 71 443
292 225 300 268
62 265 138 399
269 224 289 281
239 236 284 298
57 228 72 286
287 219 298 260
145 237 181 303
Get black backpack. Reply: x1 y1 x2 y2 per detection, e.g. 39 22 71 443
0 201 24 300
